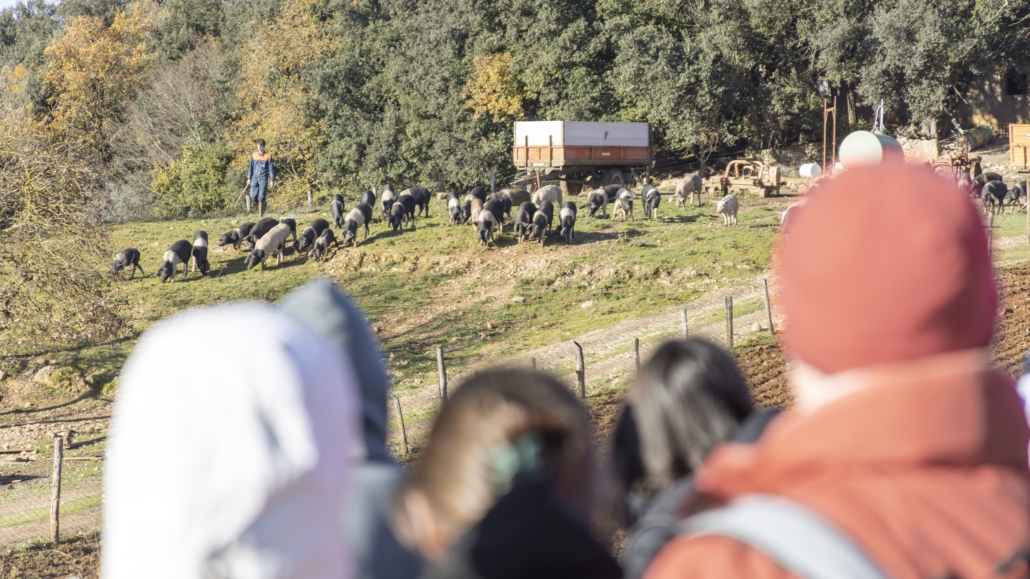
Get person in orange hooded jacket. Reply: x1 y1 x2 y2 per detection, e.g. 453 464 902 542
645 165 1030 579
247 139 275 217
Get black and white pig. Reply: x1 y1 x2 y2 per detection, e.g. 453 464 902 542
360 189 377 210
295 218 330 252
218 222 255 250
158 240 193 283
469 185 487 204
190 230 210 276
331 193 346 228
447 191 463 224
613 188 634 221
582 188 608 218
515 202 536 243
244 223 292 270
558 201 577 244
983 180 1008 214
528 200 554 246
482 198 505 233
244 218 279 250
109 248 143 280
477 206 499 246
381 186 396 221
642 185 661 220
1004 181 1026 211
278 217 298 242
308 228 337 261
410 186 432 217
342 203 374 246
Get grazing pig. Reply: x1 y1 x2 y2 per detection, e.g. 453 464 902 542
528 200 554 246
469 198 484 229
502 188 531 206
643 185 661 220
490 192 513 221
477 207 499 245
482 198 505 233
294 218 330 252
245 217 279 250
410 186 432 217
244 223 292 269
218 222 255 250
983 181 1007 214
447 191 462 224
558 201 577 243
360 190 377 210
582 189 608 218
109 248 143 280
158 240 193 282
469 186 487 204
331 193 346 228
716 194 739 225
190 230 210 276
613 188 634 221
602 184 623 202
676 173 703 207
1006 181 1028 211
531 184 562 207
278 217 298 242
308 228 337 261
515 202 536 243
381 187 396 221
342 203 373 246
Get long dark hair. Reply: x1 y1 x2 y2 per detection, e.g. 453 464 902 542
629 338 753 491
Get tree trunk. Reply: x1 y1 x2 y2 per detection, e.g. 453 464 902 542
846 84 857 129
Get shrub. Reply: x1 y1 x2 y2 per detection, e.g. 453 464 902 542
153 141 236 217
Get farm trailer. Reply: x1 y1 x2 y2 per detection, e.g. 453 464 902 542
511 121 653 195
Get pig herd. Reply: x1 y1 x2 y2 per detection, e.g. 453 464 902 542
108 178 730 282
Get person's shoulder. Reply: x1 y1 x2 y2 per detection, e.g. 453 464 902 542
252 151 272 161
644 535 799 579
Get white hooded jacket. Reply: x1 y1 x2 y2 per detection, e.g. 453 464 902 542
103 304 359 579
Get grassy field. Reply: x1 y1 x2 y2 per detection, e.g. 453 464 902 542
53 189 787 394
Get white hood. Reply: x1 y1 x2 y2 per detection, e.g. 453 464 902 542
103 303 359 579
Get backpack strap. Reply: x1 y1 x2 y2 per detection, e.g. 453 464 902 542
678 494 890 579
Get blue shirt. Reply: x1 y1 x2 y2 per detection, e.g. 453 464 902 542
248 151 276 183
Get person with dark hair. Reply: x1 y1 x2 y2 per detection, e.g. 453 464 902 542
391 369 621 579
247 138 275 217
613 338 757 579
646 166 1030 579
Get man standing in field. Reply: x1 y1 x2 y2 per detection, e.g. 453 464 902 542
246 139 275 217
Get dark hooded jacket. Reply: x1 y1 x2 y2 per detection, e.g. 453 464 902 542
280 278 424 579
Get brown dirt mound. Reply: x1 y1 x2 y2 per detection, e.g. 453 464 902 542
1 531 100 578
736 340 792 409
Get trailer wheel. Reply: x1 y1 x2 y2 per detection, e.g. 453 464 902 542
560 181 583 196
602 169 624 187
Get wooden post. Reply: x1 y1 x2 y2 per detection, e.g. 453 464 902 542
393 397 408 456
438 173 443 193
306 189 312 206
988 212 994 258
680 308 688 339
725 296 734 349
491 172 496 193
50 434 63 544
573 341 585 399
762 279 775 334
633 337 640 371
531 357 536 370
436 346 448 404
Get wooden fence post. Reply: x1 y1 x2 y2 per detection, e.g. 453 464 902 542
306 189 312 206
762 279 775 334
491 172 496 193
633 338 640 371
438 173 443 193
436 346 448 404
573 341 585 399
725 296 734 349
393 397 409 456
531 357 536 370
681 308 688 339
50 434 63 544
988 212 994 257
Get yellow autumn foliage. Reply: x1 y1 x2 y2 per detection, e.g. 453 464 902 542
463 53 527 123
230 0 335 192
41 2 158 149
